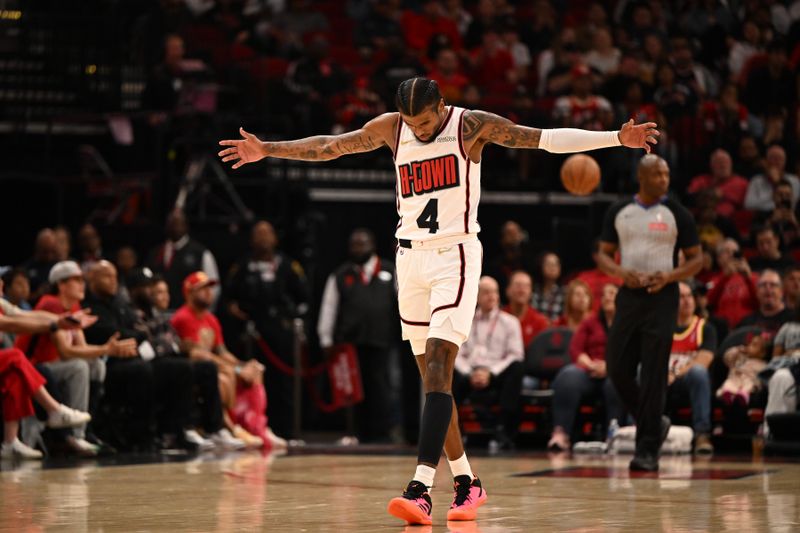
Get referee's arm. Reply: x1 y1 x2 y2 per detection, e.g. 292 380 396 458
645 245 703 293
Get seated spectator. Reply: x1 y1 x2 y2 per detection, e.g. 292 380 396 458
743 39 794 118
15 261 138 456
427 48 469 104
532 251 564 321
735 134 764 179
688 149 749 219
750 226 795 273
1 284 95 460
700 83 753 152
667 282 717 454
147 210 220 310
671 35 716 101
2 268 31 311
152 277 171 315
114 246 138 281
783 266 800 311
484 221 536 299
82 261 198 452
54 226 71 262
745 145 800 213
401 0 462 53
764 312 800 438
23 228 58 300
453 276 524 450
652 61 697 122
468 29 515 90
694 189 742 250
502 271 549 349
738 269 794 337
728 19 763 80
354 1 403 51
76 224 105 273
553 279 593 330
584 26 620 76
718 333 768 407
707 239 758 329
763 180 800 248
172 272 267 449
552 64 613 131
548 283 623 451
575 239 623 312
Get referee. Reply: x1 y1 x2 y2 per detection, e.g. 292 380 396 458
598 155 702 472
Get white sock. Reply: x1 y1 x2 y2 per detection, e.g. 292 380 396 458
448 453 474 479
413 464 436 489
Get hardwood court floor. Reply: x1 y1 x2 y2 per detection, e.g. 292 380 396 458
2 449 799 532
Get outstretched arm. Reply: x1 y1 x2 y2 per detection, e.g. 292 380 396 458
218 113 396 168
463 110 659 154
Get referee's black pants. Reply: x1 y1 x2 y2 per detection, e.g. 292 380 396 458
606 284 678 456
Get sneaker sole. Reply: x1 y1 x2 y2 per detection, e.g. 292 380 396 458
446 492 488 521
47 416 91 429
387 497 432 525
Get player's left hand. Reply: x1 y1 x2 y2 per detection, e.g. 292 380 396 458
645 271 670 293
618 119 659 153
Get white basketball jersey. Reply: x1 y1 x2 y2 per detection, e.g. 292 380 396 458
393 106 481 241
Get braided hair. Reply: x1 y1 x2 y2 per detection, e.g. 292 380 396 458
395 77 443 116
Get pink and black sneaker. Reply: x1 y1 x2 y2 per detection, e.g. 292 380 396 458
447 475 487 521
387 480 433 525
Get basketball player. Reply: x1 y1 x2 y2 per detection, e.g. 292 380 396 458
218 77 658 525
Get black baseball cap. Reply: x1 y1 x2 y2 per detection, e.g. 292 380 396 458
127 267 156 289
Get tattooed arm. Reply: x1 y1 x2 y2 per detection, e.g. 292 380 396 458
462 110 542 149
462 110 659 157
218 113 397 167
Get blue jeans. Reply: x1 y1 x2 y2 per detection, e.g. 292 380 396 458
670 365 712 434
552 364 624 435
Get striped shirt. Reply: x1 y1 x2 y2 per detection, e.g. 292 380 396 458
601 196 699 274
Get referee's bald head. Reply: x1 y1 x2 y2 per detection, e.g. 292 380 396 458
637 154 666 175
637 154 670 197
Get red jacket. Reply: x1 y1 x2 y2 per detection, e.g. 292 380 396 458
569 313 610 371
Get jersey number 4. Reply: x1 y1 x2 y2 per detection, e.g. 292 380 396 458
416 199 439 234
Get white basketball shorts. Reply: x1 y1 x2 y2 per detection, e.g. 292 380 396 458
395 235 482 355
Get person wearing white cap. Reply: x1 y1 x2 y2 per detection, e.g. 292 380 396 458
0 273 97 459
14 261 138 456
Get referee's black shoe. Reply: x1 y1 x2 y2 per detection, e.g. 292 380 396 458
629 416 671 472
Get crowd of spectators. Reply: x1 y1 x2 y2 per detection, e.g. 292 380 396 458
129 0 800 191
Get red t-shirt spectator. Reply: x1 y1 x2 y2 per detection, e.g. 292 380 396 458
428 69 470 103
569 313 610 372
687 174 749 218
574 268 622 312
14 295 78 365
401 10 462 52
707 272 759 329
502 304 549 349
170 305 224 351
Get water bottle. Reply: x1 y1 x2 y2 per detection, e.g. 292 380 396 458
606 418 619 445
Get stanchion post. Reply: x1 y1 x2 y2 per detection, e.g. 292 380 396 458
292 318 305 439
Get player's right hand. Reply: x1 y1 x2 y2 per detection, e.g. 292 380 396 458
218 127 267 169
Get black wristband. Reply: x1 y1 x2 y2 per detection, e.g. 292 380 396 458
49 321 59 333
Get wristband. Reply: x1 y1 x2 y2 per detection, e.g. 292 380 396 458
235 365 242 375
49 321 59 333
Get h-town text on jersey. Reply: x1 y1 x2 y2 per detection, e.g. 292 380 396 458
398 154 460 199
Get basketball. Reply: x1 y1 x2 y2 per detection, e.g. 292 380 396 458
560 154 601 196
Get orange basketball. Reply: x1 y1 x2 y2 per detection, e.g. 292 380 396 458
560 154 601 196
